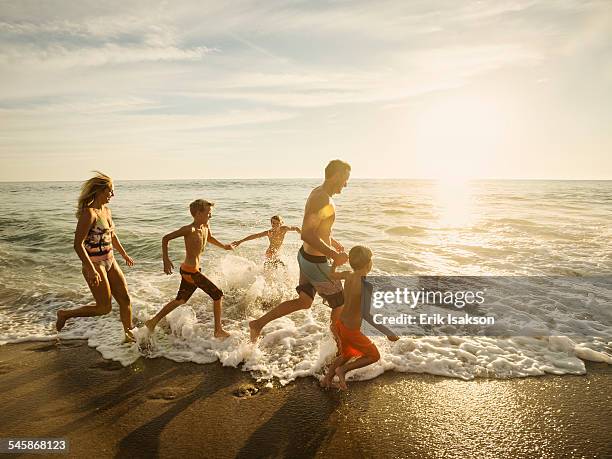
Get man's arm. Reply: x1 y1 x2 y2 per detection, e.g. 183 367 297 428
233 230 269 246
329 262 350 281
330 236 344 253
162 225 189 274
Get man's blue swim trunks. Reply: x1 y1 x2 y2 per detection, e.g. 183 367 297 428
296 246 344 309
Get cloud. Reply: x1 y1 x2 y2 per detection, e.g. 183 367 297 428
0 0 610 180
0 7 213 67
0 43 213 68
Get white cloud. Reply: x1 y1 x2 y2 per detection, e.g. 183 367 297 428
0 0 610 179
0 43 213 67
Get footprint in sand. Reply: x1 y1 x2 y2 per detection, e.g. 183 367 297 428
147 387 185 401
28 343 59 352
232 383 259 398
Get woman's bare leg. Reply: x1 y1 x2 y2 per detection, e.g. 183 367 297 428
107 260 134 341
56 263 112 331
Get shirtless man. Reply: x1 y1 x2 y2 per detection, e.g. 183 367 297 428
232 215 301 269
249 160 351 342
145 199 232 338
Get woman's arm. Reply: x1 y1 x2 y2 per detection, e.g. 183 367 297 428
74 209 99 285
111 234 134 266
108 209 134 266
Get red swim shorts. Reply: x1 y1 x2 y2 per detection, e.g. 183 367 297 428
336 320 380 361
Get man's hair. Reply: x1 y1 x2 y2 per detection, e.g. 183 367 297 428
271 215 284 224
349 245 372 270
325 159 351 180
189 199 214 217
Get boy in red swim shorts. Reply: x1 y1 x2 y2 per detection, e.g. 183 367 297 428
145 199 233 339
321 246 399 390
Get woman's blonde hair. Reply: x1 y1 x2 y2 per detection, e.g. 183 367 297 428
76 171 113 218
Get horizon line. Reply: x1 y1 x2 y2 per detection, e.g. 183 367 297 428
1 177 612 183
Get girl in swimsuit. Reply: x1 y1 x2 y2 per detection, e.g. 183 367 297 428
56 171 135 342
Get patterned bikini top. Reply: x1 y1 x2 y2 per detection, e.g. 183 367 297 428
84 209 114 259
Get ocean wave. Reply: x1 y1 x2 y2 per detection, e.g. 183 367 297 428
384 226 426 236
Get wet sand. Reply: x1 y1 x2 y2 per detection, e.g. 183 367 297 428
0 340 610 458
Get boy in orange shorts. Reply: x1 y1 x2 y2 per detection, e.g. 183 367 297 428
144 199 233 339
321 246 399 390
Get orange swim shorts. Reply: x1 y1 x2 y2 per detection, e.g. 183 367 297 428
336 320 380 361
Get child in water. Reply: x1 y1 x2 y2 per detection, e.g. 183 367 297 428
144 199 233 339
321 245 399 390
232 215 301 269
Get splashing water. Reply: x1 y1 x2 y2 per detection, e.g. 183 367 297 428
0 179 611 384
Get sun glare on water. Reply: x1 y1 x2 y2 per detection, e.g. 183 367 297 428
434 178 474 228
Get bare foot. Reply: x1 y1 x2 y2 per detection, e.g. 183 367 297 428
123 329 136 344
249 320 262 343
320 375 333 388
214 328 230 339
335 367 348 390
56 310 67 332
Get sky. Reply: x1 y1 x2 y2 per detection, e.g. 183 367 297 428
0 0 611 181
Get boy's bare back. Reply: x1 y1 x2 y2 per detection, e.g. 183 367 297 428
339 272 364 330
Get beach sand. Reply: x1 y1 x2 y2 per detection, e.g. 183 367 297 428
1 340 610 458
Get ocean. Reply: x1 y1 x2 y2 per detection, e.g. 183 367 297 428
0 179 611 384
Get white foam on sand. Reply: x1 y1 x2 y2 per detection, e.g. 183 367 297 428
2 254 611 385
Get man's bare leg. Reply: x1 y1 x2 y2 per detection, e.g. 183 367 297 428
145 299 186 332
249 291 313 342
213 298 230 338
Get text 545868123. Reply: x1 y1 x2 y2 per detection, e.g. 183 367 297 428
1 438 68 454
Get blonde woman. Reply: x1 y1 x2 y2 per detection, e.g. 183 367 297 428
56 172 135 342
